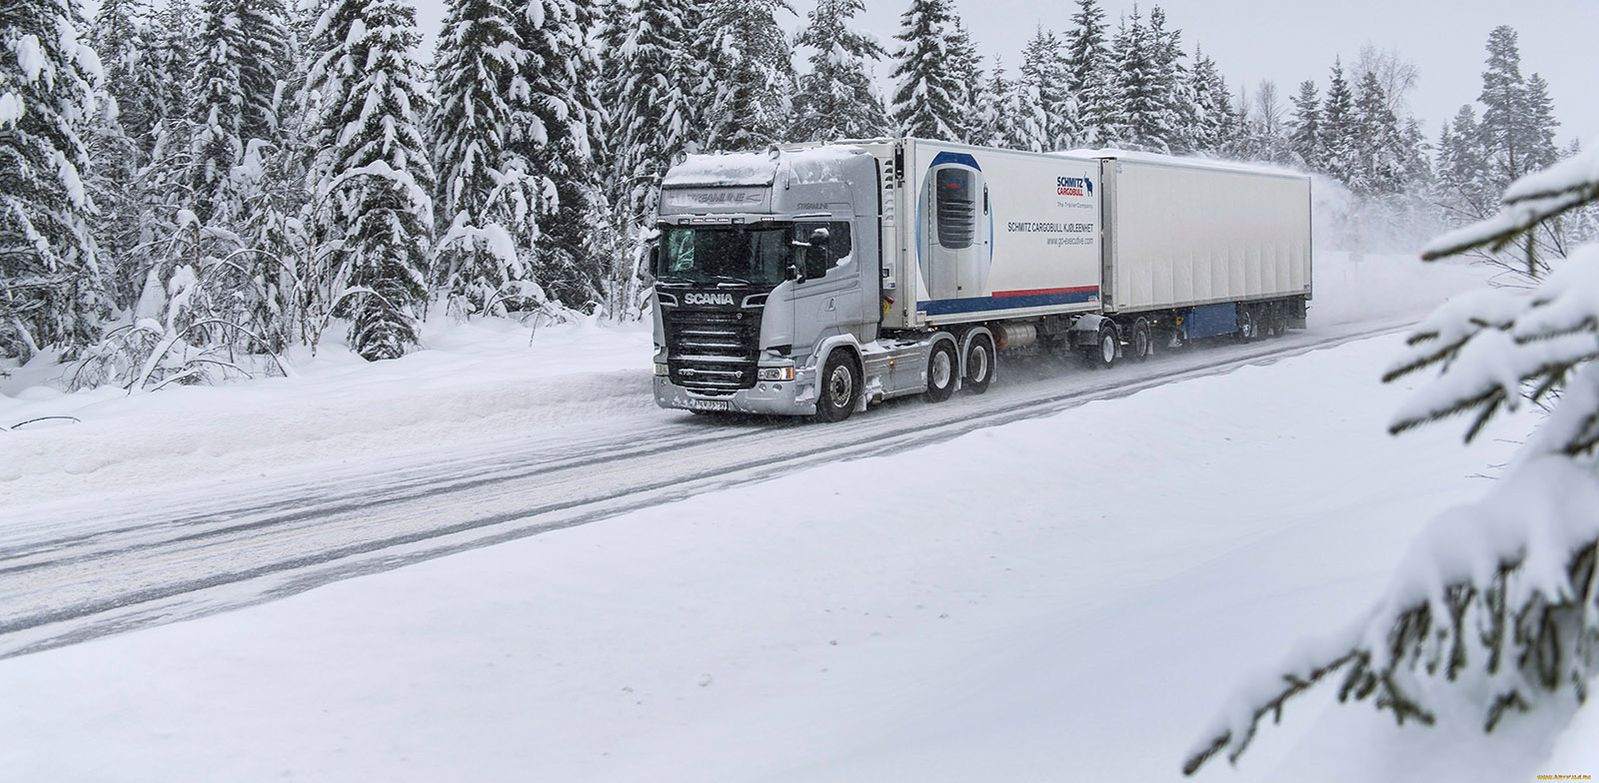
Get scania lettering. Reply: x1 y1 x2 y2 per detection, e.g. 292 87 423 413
650 138 1313 422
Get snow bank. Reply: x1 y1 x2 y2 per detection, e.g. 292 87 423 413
0 316 653 506
0 334 1568 783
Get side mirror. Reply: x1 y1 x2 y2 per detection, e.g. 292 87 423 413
808 227 830 245
648 243 660 275
786 262 806 283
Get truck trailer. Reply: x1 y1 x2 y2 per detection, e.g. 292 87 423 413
650 138 1312 421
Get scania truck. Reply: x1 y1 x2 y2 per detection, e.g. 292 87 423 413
650 138 1312 422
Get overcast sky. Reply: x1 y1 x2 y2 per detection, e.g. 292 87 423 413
405 0 1595 147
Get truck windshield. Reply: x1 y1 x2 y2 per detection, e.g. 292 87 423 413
657 224 790 286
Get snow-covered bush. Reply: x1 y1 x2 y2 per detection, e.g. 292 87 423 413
1183 144 1599 775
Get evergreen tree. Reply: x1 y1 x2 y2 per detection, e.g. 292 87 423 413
1109 6 1173 152
946 17 983 143
791 0 890 142
1350 70 1404 195
0 0 104 359
429 0 534 316
1146 6 1189 153
702 0 794 150
518 0 613 308
91 0 166 147
997 58 1049 152
1065 0 1114 146
1477 25 1529 181
889 0 965 140
303 0 436 360
971 57 1008 148
188 0 290 224
1434 104 1492 222
1521 73 1560 172
1185 48 1233 156
1319 59 1357 184
1287 79 1321 170
1020 27 1072 149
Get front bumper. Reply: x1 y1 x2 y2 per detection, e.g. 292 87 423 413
654 373 817 416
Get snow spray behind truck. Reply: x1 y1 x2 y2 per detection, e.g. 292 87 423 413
650 138 1312 421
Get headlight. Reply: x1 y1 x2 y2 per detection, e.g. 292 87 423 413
654 362 669 376
757 366 795 381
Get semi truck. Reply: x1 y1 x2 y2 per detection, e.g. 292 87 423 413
650 138 1312 422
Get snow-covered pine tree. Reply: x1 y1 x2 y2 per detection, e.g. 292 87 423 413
1108 6 1172 152
970 57 1008 148
946 17 983 144
1521 73 1560 173
996 58 1048 152
1477 25 1530 182
1319 59 1357 186
1184 48 1233 156
91 0 166 147
1183 140 1599 781
702 0 794 151
1350 70 1404 196
1020 27 1070 150
517 0 613 309
602 0 706 314
790 0 890 143
189 0 292 224
1287 79 1321 171
889 0 965 140
1062 0 1109 143
1145 6 1189 153
152 0 195 126
303 0 435 360
0 0 104 360
429 0 533 317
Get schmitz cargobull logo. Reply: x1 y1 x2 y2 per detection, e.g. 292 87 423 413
683 292 737 306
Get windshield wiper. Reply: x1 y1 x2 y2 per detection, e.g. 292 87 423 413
655 276 693 287
711 275 754 287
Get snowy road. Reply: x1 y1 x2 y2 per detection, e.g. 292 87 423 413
0 318 1413 659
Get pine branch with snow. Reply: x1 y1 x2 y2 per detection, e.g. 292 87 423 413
1183 146 1599 776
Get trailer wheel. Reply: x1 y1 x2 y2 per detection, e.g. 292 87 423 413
1129 318 1153 362
924 340 957 402
1270 306 1289 338
1236 306 1260 342
813 349 859 423
964 333 995 394
1083 323 1119 369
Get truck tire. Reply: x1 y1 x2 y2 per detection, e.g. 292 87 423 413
1083 323 1118 369
964 333 995 394
1270 306 1289 337
814 349 860 423
1236 306 1260 342
1129 318 1153 362
924 340 957 402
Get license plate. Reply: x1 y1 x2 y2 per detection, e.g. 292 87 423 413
687 398 732 412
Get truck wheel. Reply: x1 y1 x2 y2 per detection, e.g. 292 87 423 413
1236 306 1260 342
1083 323 1118 369
1270 307 1289 337
1129 318 1153 362
814 349 859 423
924 341 957 402
964 333 995 394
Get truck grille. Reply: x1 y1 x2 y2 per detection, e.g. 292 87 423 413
664 307 761 394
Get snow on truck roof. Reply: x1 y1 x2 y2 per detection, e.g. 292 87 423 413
1055 148 1310 179
662 146 872 188
661 142 1309 187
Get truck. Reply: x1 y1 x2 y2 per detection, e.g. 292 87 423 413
650 138 1312 422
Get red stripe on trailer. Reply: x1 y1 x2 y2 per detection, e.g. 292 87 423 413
991 286 1100 298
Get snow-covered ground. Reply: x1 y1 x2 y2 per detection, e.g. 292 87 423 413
4 330 1579 782
0 251 1482 508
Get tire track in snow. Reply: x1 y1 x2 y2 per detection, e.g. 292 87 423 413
0 320 1411 659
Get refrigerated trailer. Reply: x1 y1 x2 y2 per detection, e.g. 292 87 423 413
650 138 1312 421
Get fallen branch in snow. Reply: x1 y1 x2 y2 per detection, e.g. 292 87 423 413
8 415 82 430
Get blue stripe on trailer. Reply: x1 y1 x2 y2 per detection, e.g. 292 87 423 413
920 288 1100 316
